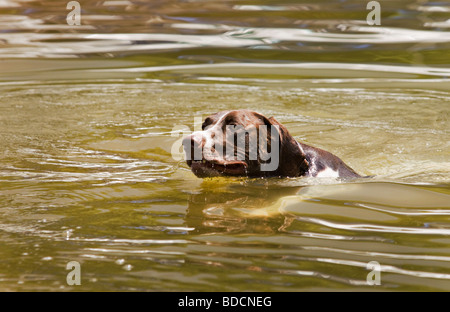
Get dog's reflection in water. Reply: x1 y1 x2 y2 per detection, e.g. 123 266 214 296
185 180 300 235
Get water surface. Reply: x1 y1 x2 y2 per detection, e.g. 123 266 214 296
0 0 449 291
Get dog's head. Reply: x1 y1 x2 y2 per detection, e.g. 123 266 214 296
182 110 309 178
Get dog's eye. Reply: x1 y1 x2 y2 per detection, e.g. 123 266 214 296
202 122 213 130
202 118 213 130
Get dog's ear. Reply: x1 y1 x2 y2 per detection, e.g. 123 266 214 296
264 116 309 177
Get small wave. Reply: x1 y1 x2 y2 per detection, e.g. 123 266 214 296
1 147 173 185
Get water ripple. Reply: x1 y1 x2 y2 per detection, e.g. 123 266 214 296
93 62 450 78
1 147 172 185
298 216 450 235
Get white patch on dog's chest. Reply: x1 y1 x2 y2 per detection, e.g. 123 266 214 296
315 167 339 178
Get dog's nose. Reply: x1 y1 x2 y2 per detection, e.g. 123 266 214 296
182 132 203 161
182 133 202 149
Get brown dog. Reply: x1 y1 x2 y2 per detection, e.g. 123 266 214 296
182 110 360 178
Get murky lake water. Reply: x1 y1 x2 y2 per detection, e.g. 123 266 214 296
0 0 449 291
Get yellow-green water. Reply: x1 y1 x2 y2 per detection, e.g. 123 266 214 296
0 0 449 291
